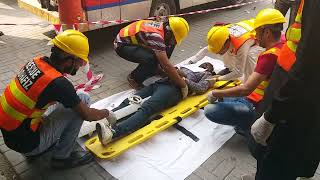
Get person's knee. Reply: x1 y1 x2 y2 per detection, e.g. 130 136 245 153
77 90 91 106
204 104 222 122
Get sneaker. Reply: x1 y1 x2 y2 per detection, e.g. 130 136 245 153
127 74 144 90
51 151 93 169
241 174 255 180
96 122 113 146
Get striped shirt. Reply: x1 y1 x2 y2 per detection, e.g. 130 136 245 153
181 67 212 95
114 31 167 52
157 67 212 95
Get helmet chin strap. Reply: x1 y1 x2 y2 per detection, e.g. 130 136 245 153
65 58 76 75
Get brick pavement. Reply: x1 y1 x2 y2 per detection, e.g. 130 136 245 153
1 0 320 179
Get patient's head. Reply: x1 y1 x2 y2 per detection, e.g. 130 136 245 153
199 62 215 74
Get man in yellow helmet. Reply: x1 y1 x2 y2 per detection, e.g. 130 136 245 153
203 9 285 140
114 17 190 99
0 30 116 169
188 19 264 84
248 1 320 180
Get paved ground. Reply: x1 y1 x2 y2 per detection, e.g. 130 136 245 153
0 0 320 179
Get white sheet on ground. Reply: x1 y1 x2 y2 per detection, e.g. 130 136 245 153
78 56 235 180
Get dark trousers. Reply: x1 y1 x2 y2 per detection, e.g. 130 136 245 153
253 124 320 180
115 44 175 85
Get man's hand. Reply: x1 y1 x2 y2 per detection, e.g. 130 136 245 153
177 69 187 78
107 111 117 125
74 102 111 122
251 113 275 146
181 85 189 99
207 92 218 103
205 78 218 87
212 75 221 79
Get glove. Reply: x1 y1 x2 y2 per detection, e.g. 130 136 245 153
205 78 217 87
251 113 275 146
181 85 189 99
106 110 117 126
212 75 221 79
207 92 218 103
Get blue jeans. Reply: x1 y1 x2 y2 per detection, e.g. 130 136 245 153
112 82 182 138
24 92 90 159
204 97 255 131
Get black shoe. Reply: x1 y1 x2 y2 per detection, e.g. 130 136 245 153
127 74 144 90
51 151 94 169
25 142 57 160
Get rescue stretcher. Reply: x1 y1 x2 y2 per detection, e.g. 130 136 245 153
85 80 240 159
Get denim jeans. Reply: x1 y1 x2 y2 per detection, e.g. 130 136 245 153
204 97 255 131
111 82 182 139
24 91 90 159
115 44 175 84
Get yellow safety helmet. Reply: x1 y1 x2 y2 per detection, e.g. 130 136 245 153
52 29 90 63
207 26 229 54
254 8 286 29
169 17 189 45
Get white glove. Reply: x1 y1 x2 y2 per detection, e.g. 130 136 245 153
181 85 189 99
205 78 217 87
207 92 218 103
251 113 275 146
107 111 117 126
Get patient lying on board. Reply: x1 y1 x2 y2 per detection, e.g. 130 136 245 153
96 62 216 146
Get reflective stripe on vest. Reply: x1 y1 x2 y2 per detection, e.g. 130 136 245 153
0 57 62 131
247 47 281 103
277 0 304 72
227 19 256 55
119 20 165 45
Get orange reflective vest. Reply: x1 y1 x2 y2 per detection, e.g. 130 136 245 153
227 19 256 55
277 0 304 72
119 20 165 45
247 47 281 103
0 57 62 132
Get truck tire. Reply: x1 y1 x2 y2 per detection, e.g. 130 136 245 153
228 0 246 5
149 0 176 17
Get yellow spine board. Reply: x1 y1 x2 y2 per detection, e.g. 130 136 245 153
85 80 240 159
17 0 60 24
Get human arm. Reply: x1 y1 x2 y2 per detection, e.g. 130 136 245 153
187 46 209 64
263 0 320 124
210 52 277 98
218 54 242 81
154 50 187 88
45 78 114 122
210 72 267 97
251 0 320 145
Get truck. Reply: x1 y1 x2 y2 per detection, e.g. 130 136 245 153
18 0 245 31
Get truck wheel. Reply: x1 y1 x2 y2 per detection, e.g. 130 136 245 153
149 0 176 17
229 0 245 5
